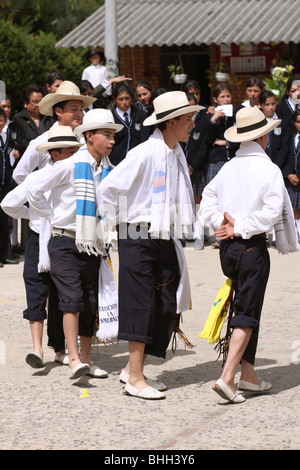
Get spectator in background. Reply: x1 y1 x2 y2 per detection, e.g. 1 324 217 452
0 107 20 266
259 90 290 171
13 84 53 149
45 72 65 94
77 80 95 113
283 108 300 238
0 95 24 259
135 80 153 113
109 82 149 166
81 49 109 89
276 76 300 128
235 77 265 113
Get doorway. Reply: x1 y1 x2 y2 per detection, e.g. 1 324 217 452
160 44 211 106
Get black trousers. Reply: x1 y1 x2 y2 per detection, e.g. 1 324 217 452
118 224 179 358
23 229 65 352
48 236 100 338
219 235 270 365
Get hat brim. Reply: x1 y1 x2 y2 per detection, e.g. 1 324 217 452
36 141 83 153
224 119 281 143
74 122 124 138
143 104 205 126
39 93 97 117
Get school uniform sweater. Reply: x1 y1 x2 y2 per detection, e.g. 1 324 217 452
265 115 290 170
108 106 149 166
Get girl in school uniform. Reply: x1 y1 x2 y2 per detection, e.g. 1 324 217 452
259 90 290 171
234 76 265 114
283 108 300 237
205 84 238 184
109 82 149 166
276 76 300 128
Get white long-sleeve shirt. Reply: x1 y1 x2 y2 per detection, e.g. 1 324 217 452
13 123 58 184
199 140 285 239
96 137 181 226
81 64 110 89
1 167 52 234
26 149 105 231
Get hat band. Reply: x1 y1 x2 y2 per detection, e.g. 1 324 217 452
48 136 79 143
237 118 268 134
156 104 189 120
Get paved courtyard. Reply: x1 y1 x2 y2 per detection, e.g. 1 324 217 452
0 244 299 451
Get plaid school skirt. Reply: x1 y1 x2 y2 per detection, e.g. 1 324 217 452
287 184 300 210
191 169 206 196
206 161 225 184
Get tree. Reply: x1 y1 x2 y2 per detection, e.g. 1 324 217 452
0 20 87 112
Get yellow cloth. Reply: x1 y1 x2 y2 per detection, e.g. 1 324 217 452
199 278 233 344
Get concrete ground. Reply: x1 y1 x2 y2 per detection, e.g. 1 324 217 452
0 243 299 451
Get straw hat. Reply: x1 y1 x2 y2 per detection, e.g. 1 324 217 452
143 91 205 126
224 106 281 143
35 126 83 153
39 81 96 117
74 108 123 137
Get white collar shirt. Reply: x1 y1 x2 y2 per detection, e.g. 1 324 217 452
200 141 285 239
116 107 131 122
26 150 103 231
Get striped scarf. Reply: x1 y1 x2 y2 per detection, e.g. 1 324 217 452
74 147 113 255
149 129 195 240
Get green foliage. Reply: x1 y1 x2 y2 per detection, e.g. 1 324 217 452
0 1 104 113
0 19 88 112
263 64 294 101
0 0 104 39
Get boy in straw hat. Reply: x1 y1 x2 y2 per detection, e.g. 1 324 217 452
13 81 96 184
11 81 96 366
26 109 123 379
97 91 204 399
1 126 82 369
199 106 300 404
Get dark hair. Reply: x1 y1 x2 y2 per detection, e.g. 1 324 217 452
186 92 197 105
52 99 77 119
157 114 182 131
146 87 168 117
245 76 264 90
46 71 65 87
213 83 232 98
136 80 153 92
77 80 94 93
281 76 300 101
113 82 134 101
292 108 300 122
181 79 201 94
22 84 45 104
113 82 143 122
53 100 70 113
259 90 276 105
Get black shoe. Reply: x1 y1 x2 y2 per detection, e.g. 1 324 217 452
0 261 3 268
203 235 212 246
3 258 19 265
11 245 20 259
